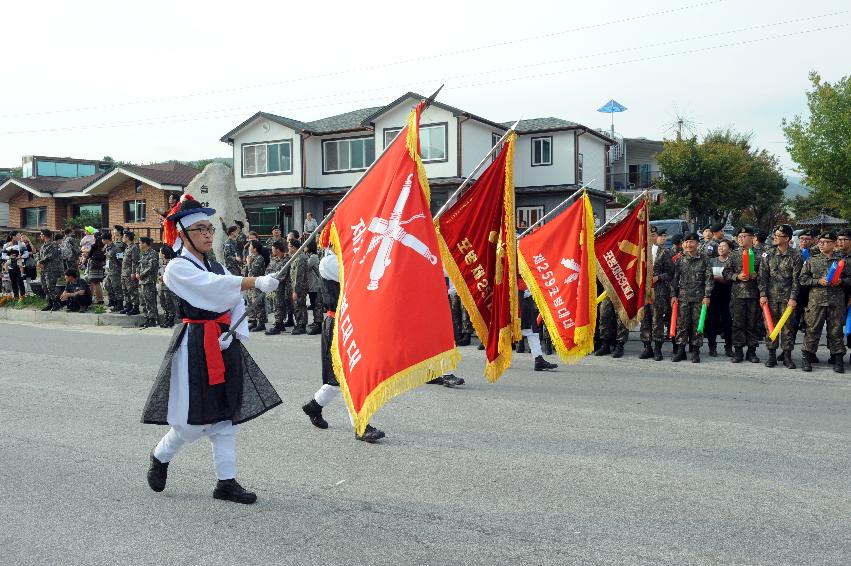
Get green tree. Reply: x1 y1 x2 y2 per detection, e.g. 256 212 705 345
64 211 102 230
783 71 851 219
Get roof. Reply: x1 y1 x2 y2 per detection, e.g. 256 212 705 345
502 118 614 143
359 92 509 131
304 107 382 134
0 172 107 198
121 162 198 187
797 214 848 226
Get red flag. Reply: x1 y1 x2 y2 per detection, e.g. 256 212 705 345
436 132 520 382
517 193 596 362
319 102 459 435
593 198 652 327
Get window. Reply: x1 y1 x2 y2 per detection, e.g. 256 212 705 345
531 137 552 166
135 180 143 193
22 207 47 228
36 160 97 178
577 153 583 184
242 140 292 176
323 137 375 173
124 200 146 223
517 206 544 229
72 204 107 227
491 132 503 163
383 123 448 162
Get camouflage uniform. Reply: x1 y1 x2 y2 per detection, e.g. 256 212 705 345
156 255 178 326
222 239 242 275
671 253 713 347
264 237 285 251
266 254 286 328
758 246 802 353
37 240 64 304
121 242 141 310
289 251 309 330
306 252 323 331
722 249 761 349
61 235 80 272
598 297 629 346
640 245 675 344
104 240 124 306
245 253 267 325
137 247 159 321
799 253 850 358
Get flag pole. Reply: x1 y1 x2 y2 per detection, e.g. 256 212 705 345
593 190 647 236
225 85 445 337
433 119 521 221
518 179 596 239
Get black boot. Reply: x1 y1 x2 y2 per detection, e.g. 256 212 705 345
782 350 796 369
247 320 257 331
732 346 744 363
250 322 266 332
746 346 760 363
516 338 526 353
291 325 307 335
724 344 734 358
301 399 328 429
594 343 612 356
306 324 322 336
441 373 466 387
356 424 386 443
50 300 62 311
213 479 257 504
834 354 845 374
264 323 284 336
765 349 777 368
456 333 471 346
708 341 718 357
801 353 812 372
534 355 558 371
807 351 821 364
639 342 653 359
146 452 169 492
41 300 53 312
672 344 686 362
611 343 624 359
653 341 663 361
691 348 700 363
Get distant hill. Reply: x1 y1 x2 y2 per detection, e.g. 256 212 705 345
784 176 811 200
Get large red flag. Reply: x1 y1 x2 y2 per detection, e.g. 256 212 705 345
517 193 596 362
436 132 520 382
318 101 459 435
594 198 652 327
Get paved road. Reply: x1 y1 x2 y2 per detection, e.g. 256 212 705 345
1 320 849 565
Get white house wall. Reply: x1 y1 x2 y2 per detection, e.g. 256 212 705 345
460 120 500 178
304 134 369 189
577 133 606 191
231 118 302 192
513 131 575 187
372 102 457 179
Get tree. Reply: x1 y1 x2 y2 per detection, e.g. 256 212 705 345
783 71 851 219
65 211 102 230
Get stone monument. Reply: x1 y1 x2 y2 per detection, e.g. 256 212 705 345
183 163 246 261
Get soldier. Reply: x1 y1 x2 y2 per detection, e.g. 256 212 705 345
798 231 850 373
640 227 675 361
671 232 713 363
793 228 819 360
137 237 160 329
61 228 80 272
157 246 178 328
701 223 729 258
263 241 288 336
305 239 323 335
264 226 284 250
707 239 734 357
723 226 761 363
288 239 309 335
36 229 64 311
222 226 243 276
120 231 141 315
101 232 119 309
245 239 268 332
595 297 629 358
758 224 803 369
107 226 125 311
698 225 713 255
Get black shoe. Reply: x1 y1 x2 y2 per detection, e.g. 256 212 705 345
746 347 760 363
291 325 307 335
427 376 446 385
247 320 257 331
594 343 612 357
516 339 526 354
50 302 62 311
250 322 266 332
139 318 153 329
441 374 465 387
708 343 718 357
783 351 796 370
146 452 168 493
264 324 283 336
534 355 558 371
477 343 485 351
724 344 734 358
456 334 471 347
67 304 80 313
653 341 663 362
213 479 257 504
765 350 777 368
356 424 385 443
306 324 322 335
732 346 744 363
805 351 821 364
110 305 125 313
834 355 845 374
285 318 295 328
40 301 53 311
611 343 624 359
302 399 328 429
639 342 653 359
672 345 686 362
801 354 812 372
691 349 700 363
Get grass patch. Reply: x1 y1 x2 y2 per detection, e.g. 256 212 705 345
0 295 49 310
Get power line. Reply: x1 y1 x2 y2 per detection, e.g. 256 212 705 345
0 0 728 120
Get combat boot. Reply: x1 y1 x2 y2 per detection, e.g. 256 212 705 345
724 344 734 357
355 425 385 443
534 356 558 371
213 479 257 504
708 341 718 357
456 333 471 346
782 350 796 369
41 300 53 312
611 343 624 358
301 399 328 429
264 323 284 336
516 338 526 353
746 346 760 363
765 350 777 368
594 343 612 356
291 325 307 335
147 452 169 492
672 344 686 362
50 300 62 311
833 354 845 374
250 322 266 332
801 353 812 372
653 341 663 361
691 349 700 363
441 373 465 387
731 346 744 363
639 342 653 359
306 324 322 336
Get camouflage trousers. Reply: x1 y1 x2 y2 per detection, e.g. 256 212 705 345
450 293 474 340
731 297 760 348
40 269 63 301
598 298 629 345
104 270 123 305
676 300 704 347
247 289 267 324
122 274 139 306
292 292 308 328
639 297 670 343
802 304 847 356
139 282 158 320
158 286 178 325
308 291 323 328
765 299 794 352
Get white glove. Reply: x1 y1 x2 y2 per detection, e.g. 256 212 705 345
218 331 234 351
254 274 280 293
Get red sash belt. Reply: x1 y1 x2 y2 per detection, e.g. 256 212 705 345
182 313 232 386
326 310 335 318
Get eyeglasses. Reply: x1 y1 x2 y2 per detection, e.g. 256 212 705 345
185 226 216 236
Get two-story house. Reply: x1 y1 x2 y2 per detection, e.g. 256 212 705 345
220 92 613 235
607 136 663 197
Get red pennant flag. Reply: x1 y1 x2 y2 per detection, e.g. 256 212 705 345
319 102 459 435
436 132 520 382
517 193 596 362
593 198 652 327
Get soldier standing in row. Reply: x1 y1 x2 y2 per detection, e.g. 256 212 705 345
799 231 850 373
102 232 121 310
594 297 629 358
120 231 141 315
640 227 675 361
758 224 802 369
723 226 761 363
707 239 734 357
245 240 268 333
263 241 288 336
61 228 80 272
671 233 713 363
223 226 243 276
137 237 160 329
37 229 64 311
289 239 309 335
793 228 819 359
157 246 178 328
305 239 323 335
264 226 284 250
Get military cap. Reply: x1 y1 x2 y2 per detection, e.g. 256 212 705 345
710 222 724 233
734 226 755 236
683 232 699 242
837 228 851 238
800 229 816 237
139 236 153 245
819 231 837 241
657 229 668 236
773 224 793 237
671 234 684 245
703 224 712 231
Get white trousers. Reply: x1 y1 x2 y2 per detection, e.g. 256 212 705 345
153 421 237 480
521 328 544 357
314 384 355 427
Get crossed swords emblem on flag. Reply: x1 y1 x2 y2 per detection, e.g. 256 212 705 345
360 173 439 291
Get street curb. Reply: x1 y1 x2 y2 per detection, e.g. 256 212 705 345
0 307 144 328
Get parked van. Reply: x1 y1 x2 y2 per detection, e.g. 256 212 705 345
650 219 692 248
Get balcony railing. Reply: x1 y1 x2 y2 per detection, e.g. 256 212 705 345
607 170 662 192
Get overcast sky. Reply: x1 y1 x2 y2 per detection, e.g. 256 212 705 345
1 0 847 175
